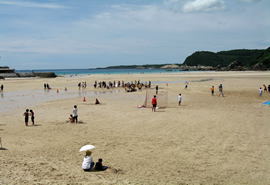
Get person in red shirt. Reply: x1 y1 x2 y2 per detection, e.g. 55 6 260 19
152 95 157 112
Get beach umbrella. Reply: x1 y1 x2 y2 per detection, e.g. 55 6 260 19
79 145 96 152
262 101 270 105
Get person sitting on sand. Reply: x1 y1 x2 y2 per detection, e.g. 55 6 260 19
95 158 108 171
95 99 100 104
82 150 95 171
69 114 74 123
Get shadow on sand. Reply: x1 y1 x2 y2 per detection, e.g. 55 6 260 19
28 124 42 127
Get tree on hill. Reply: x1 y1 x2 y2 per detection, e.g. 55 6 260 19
249 47 270 68
183 49 264 67
183 51 225 67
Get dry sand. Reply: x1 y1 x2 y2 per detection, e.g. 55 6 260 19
0 71 270 184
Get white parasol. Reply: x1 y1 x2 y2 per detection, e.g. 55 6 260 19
79 145 96 152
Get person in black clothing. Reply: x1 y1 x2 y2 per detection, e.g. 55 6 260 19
23 109 29 126
95 158 108 171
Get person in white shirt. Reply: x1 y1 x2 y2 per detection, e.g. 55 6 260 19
259 87 262 96
178 94 182 106
82 150 95 171
73 105 78 124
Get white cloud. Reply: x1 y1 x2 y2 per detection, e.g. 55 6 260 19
182 0 226 13
0 1 69 9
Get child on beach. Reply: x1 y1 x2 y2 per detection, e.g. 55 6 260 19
152 95 157 112
178 94 182 106
69 114 74 123
259 87 262 96
211 86 214 96
30 109 34 125
95 99 100 104
185 81 188 89
95 158 108 171
263 84 267 92
23 109 29 126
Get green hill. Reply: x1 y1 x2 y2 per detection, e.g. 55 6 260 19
183 49 265 67
249 47 270 68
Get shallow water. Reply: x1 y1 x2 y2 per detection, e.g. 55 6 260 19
0 89 123 113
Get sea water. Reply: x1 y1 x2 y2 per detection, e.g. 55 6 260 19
15 68 185 75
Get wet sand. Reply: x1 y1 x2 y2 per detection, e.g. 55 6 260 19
0 71 270 184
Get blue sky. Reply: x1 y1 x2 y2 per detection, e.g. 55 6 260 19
0 0 269 69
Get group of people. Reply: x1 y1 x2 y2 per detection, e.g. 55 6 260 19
78 82 87 89
23 109 35 126
69 105 78 123
44 83 51 90
209 84 224 97
82 150 108 171
93 80 152 91
259 84 270 96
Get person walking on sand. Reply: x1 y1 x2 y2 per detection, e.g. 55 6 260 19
259 87 262 96
263 84 267 92
178 94 182 106
30 109 35 125
218 84 224 97
152 95 157 112
23 109 29 126
156 85 158 94
1 84 3 92
185 81 188 89
73 105 78 123
211 86 214 96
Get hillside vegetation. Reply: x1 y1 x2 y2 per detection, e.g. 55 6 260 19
183 49 265 67
249 47 270 68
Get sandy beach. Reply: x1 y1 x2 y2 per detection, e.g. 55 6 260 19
0 71 270 184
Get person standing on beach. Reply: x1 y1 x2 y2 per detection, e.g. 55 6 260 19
219 84 224 97
152 95 157 112
263 84 267 92
211 86 214 96
23 109 29 126
178 94 182 106
30 109 35 125
156 85 158 94
73 105 78 123
1 84 3 92
259 87 262 96
185 81 188 89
